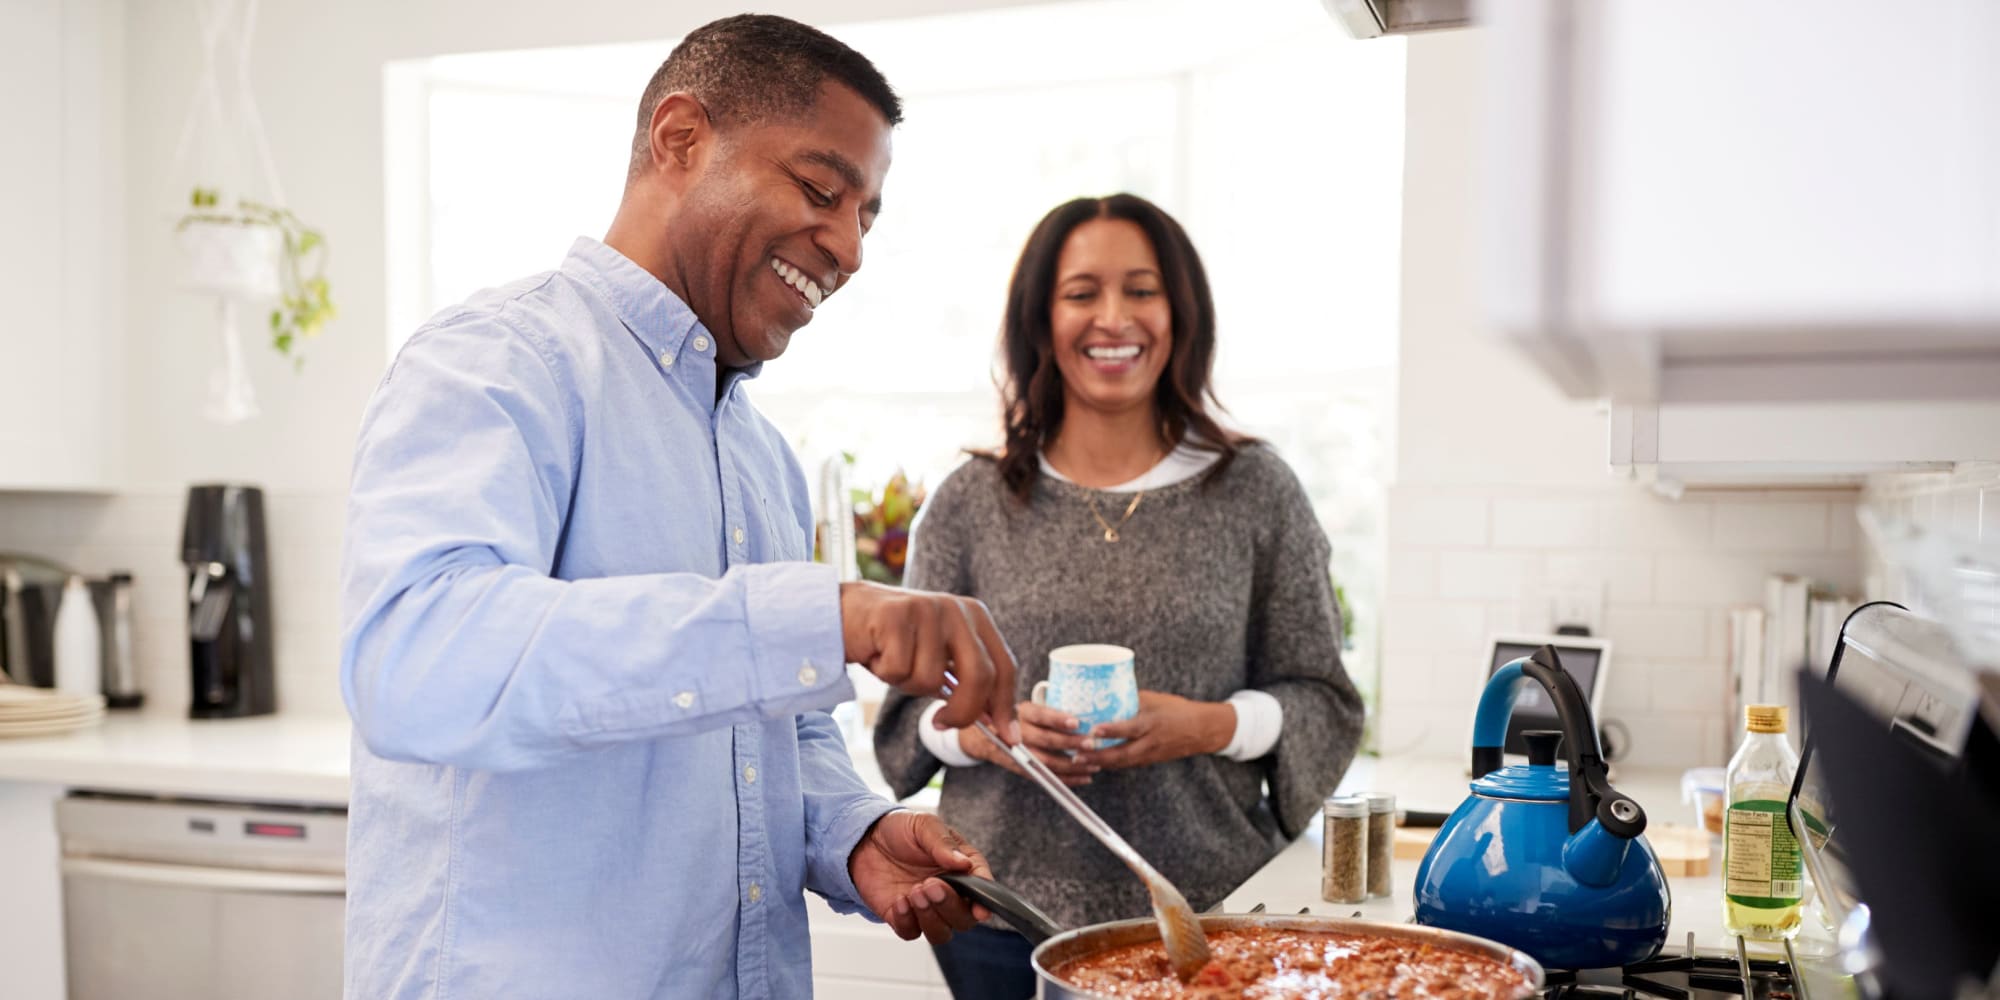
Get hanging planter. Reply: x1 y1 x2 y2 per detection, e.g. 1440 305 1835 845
171 0 338 422
175 187 337 360
177 216 282 300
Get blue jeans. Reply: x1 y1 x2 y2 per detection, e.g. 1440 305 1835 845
932 925 1038 1000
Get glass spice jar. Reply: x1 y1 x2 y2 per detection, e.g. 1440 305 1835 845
1322 795 1369 904
1365 792 1396 898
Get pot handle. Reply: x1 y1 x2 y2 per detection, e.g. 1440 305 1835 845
939 872 1065 945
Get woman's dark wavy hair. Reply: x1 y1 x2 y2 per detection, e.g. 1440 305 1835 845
991 193 1250 503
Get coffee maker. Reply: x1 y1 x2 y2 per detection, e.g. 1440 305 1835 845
182 484 275 718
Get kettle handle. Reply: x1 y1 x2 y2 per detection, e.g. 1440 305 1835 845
1472 645 1647 838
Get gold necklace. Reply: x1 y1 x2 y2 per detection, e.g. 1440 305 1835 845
1086 491 1146 542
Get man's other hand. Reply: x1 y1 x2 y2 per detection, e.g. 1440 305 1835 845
848 811 992 944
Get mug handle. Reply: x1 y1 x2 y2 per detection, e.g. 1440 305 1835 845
1031 680 1049 705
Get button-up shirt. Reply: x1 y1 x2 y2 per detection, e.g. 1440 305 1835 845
340 237 896 1000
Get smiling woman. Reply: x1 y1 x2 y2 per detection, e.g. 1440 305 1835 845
872 192 1367 1000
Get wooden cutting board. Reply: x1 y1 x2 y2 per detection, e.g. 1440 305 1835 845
1392 821 1712 877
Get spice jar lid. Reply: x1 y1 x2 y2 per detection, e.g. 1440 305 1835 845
1364 792 1396 813
1323 795 1369 818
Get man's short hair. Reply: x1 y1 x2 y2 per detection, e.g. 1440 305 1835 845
628 14 902 181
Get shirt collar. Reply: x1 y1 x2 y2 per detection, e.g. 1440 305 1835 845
561 236 700 361
563 237 767 387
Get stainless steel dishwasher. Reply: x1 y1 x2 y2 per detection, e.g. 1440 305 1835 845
57 793 346 1000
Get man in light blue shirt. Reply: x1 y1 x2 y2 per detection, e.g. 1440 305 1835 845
340 16 1018 999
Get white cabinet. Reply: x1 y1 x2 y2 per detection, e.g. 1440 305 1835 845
0 0 124 491
1484 1 2000 482
807 893 953 1000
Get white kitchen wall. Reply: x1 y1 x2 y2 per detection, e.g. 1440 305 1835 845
1379 30 1864 769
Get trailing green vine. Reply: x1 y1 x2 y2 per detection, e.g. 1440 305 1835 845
177 186 337 366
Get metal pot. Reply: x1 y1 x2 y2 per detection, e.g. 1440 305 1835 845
942 873 1546 1000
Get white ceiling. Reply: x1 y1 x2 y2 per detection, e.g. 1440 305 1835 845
418 0 1348 101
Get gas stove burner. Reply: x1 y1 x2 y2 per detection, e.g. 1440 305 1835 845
1542 957 1794 1000
1542 935 1797 1000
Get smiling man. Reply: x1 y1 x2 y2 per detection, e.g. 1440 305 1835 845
340 15 1016 1000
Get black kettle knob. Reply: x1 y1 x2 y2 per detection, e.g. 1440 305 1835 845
1524 730 1564 766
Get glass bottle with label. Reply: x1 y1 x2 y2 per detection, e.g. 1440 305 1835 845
1723 704 1803 939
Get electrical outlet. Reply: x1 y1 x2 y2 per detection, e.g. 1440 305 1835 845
1548 583 1605 636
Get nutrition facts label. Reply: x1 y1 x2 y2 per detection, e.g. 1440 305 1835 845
1725 801 1802 903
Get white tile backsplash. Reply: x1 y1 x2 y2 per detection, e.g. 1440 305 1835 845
1491 497 1599 549
1712 501 1830 551
1383 483 1862 769
1391 493 1490 547
1859 462 2000 613
1384 548 1439 598
1381 600 1488 657
1543 552 1653 604
1827 501 1858 551
1646 659 1729 712
1436 549 1533 600
0 487 348 720
1598 495 1714 550
1949 489 1982 537
1652 551 1772 606
1601 605 1708 660
1617 713 1707 770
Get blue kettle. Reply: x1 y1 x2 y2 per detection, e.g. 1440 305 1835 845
1413 645 1671 970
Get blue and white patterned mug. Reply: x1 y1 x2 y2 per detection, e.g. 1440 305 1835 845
1032 644 1139 747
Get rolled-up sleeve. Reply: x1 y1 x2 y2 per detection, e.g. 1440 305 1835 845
339 313 849 773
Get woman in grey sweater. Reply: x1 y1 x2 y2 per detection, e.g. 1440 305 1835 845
873 193 1364 1000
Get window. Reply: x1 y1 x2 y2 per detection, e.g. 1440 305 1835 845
385 0 1405 731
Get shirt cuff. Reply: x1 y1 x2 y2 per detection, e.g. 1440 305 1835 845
811 800 904 919
918 701 983 767
1217 689 1284 761
745 561 851 718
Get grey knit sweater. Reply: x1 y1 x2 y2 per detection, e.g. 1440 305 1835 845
872 445 1364 931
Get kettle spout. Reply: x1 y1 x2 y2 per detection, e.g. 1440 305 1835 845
1562 818 1634 888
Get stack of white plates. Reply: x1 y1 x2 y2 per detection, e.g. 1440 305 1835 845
0 685 106 738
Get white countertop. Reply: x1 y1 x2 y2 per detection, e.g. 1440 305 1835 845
0 712 353 803
1223 756 1841 963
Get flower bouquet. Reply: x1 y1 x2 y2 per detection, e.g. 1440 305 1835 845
853 470 925 586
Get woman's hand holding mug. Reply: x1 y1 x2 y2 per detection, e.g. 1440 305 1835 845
1074 690 1237 770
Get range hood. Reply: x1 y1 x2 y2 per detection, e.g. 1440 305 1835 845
1323 0 1472 38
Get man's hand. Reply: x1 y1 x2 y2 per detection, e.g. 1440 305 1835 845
840 583 1018 738
959 701 1099 786
1073 691 1236 771
849 811 993 944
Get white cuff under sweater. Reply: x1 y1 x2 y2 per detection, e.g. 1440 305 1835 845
918 690 1283 766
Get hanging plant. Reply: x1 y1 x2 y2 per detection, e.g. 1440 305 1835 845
176 186 336 364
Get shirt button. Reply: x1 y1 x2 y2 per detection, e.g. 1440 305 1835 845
798 662 818 686
747 882 762 904
658 351 674 368
743 765 757 784
693 335 710 352
732 527 746 546
674 691 695 709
